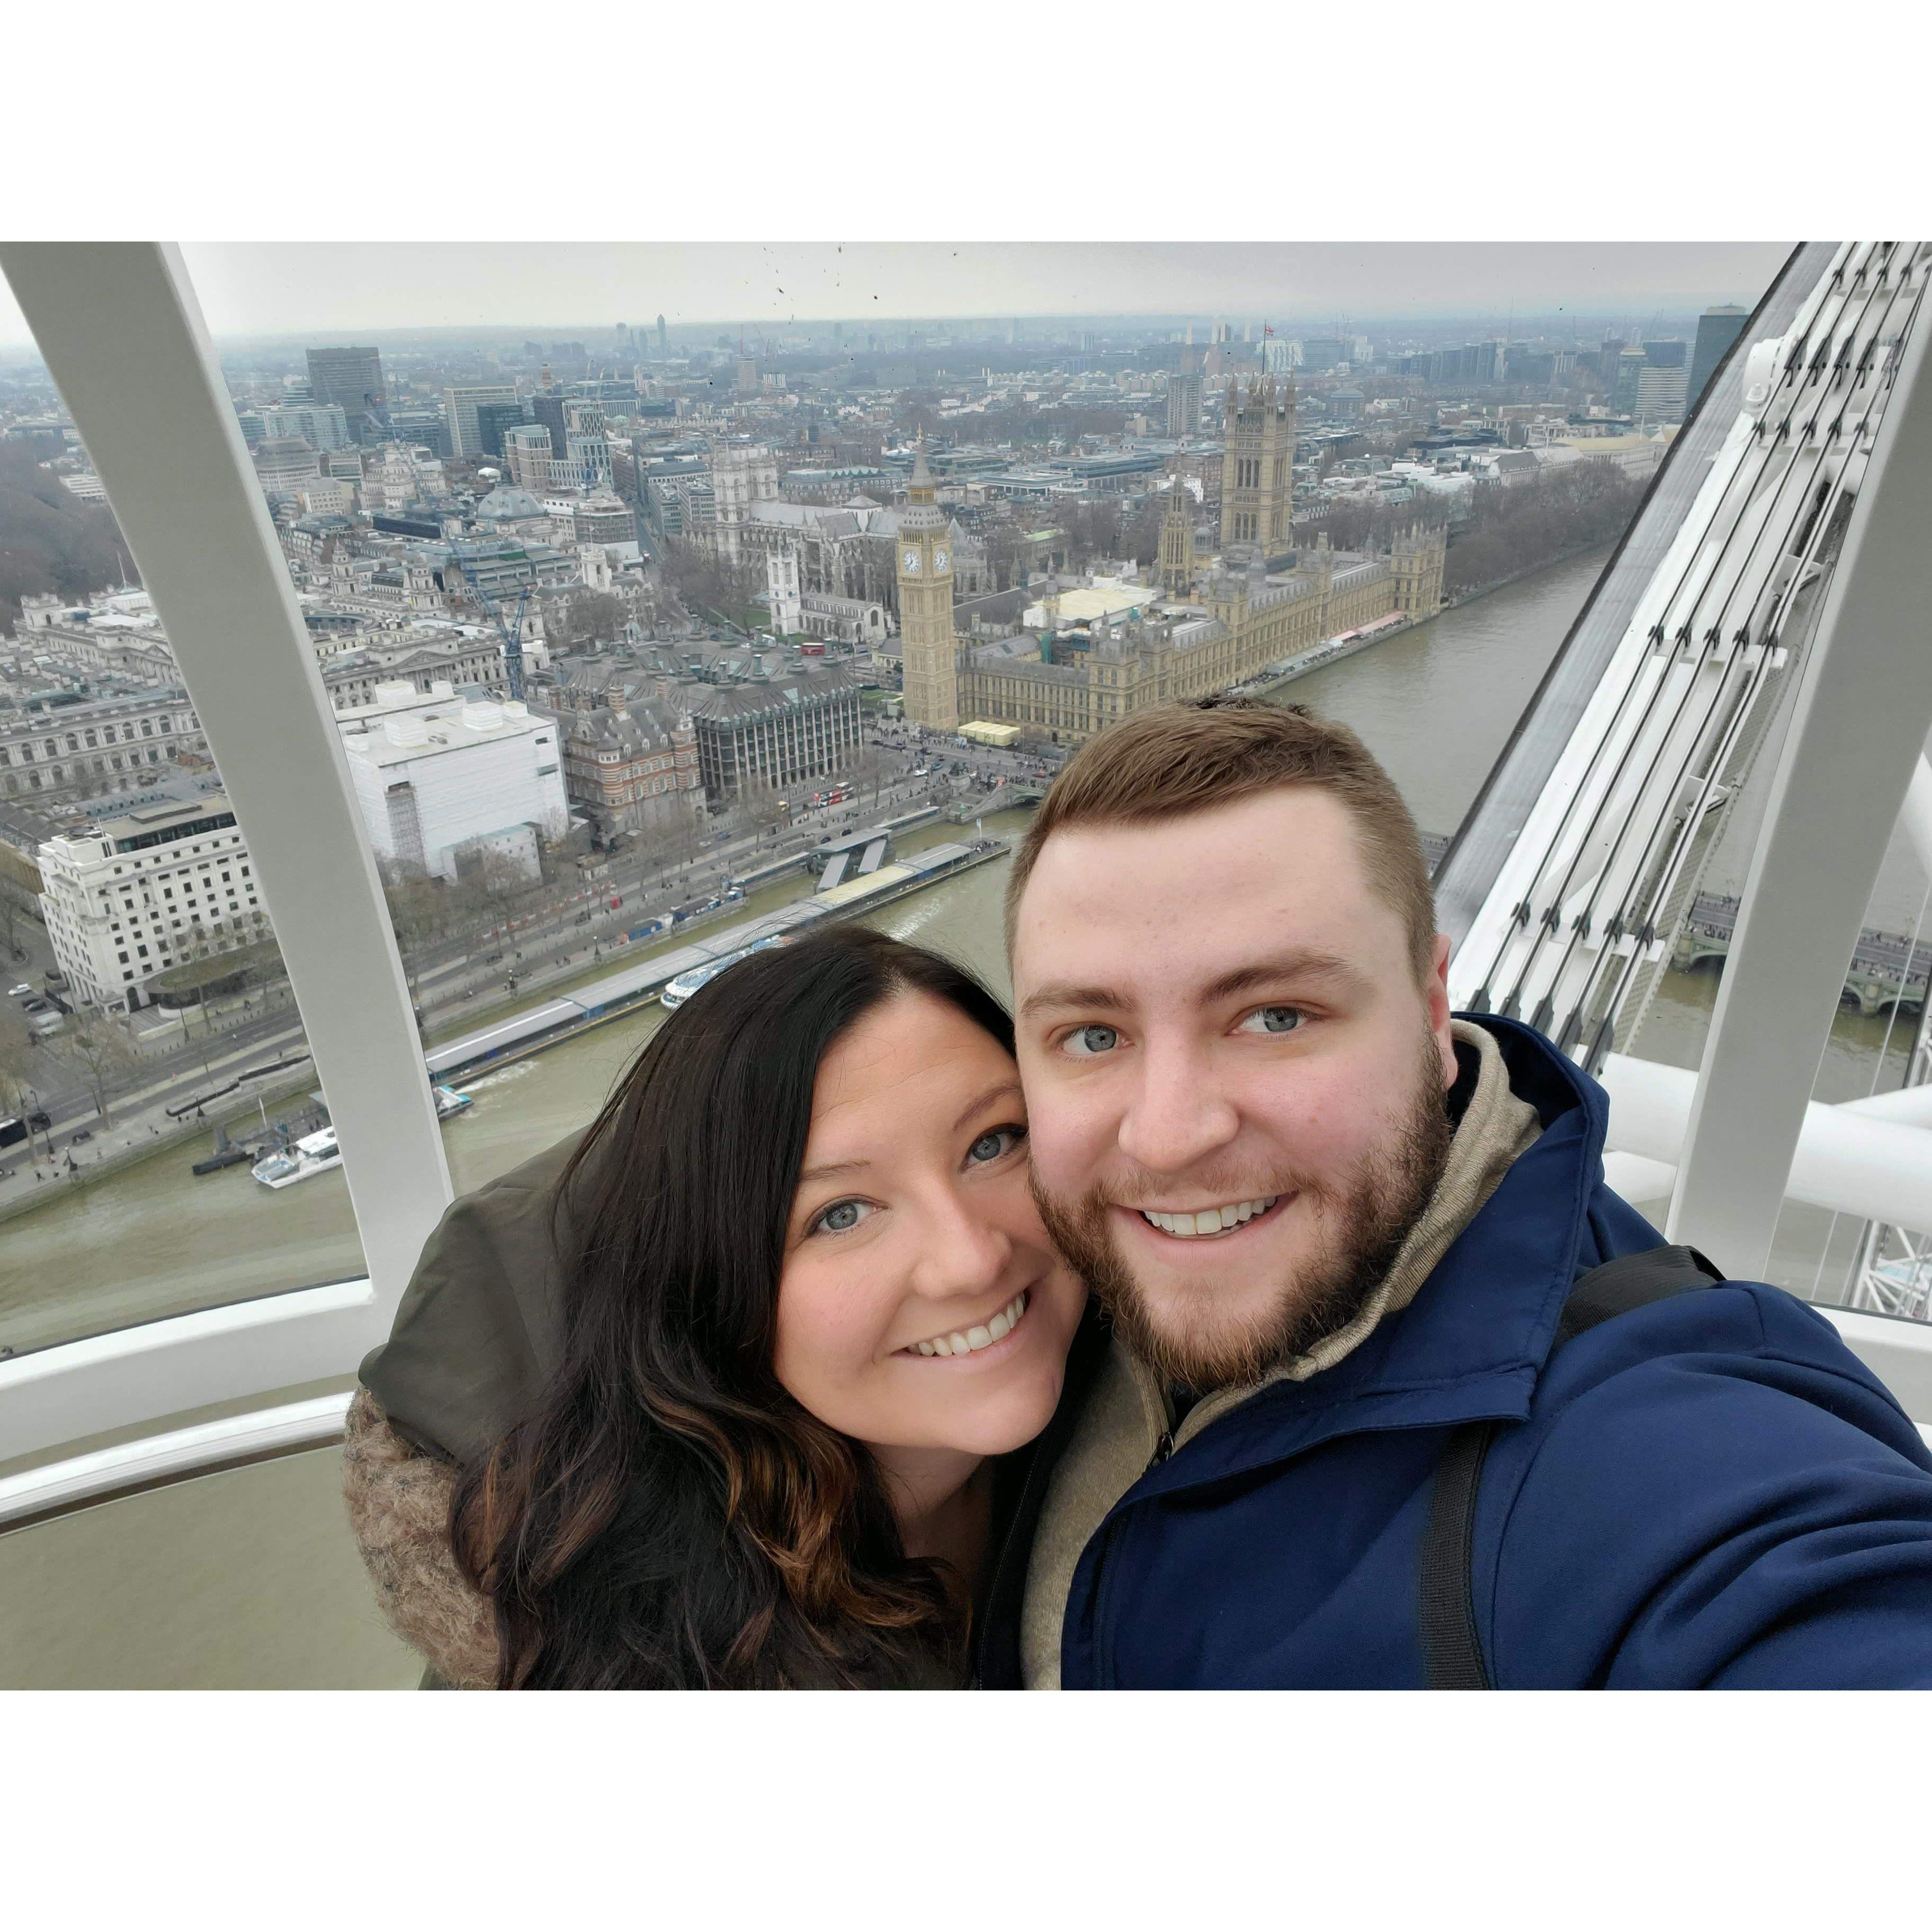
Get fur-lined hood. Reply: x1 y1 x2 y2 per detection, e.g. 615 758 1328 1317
342 1386 497 1689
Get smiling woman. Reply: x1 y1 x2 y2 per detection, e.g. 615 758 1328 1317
355 923 1087 1689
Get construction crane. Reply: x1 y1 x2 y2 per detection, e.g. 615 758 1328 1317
445 543 533 701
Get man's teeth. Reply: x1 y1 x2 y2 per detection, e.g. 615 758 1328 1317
908 1290 1028 1357
1139 1196 1278 1238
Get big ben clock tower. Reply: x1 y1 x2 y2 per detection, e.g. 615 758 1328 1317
897 440 960 732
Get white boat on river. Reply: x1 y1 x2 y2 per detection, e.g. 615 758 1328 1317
251 1087 471 1188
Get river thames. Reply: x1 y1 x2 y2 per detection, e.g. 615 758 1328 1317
4 547 1917 1352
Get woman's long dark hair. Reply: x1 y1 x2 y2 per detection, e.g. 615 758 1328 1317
451 924 1017 1688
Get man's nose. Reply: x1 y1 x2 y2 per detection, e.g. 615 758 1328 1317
1116 1036 1240 1175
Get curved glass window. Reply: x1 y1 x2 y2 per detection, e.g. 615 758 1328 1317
0 444 364 1355
11 236 1927 1400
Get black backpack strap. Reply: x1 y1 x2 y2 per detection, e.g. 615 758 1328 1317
1419 1242 1724 1689
1419 1420 1497 1688
1553 1244 1723 1346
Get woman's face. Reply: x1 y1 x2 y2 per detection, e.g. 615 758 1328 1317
773 990 1085 1461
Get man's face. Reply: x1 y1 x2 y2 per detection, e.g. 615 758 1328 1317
1012 788 1459 1391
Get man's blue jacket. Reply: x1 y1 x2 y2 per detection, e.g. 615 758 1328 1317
981 1017 1932 1688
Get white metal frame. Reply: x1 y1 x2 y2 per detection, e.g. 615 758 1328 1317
6 242 1932 1500
1670 254 1932 1274
0 244 451 1464
0 1392 353 1529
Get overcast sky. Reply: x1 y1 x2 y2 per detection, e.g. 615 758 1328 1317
0 243 1792 352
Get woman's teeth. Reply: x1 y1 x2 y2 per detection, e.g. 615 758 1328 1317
1140 1196 1278 1239
907 1290 1028 1357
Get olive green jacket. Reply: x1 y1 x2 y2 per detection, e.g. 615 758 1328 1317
346 1133 589 1688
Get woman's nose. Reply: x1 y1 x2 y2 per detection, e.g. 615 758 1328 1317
911 1185 1013 1303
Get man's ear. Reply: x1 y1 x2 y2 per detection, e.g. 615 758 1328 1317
1428 933 1456 1089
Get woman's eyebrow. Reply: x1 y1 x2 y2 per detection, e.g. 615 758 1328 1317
952 1078 1023 1132
798 1081 1023 1187
795 1156 870 1187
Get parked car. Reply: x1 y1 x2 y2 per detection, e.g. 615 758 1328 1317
7 984 31 998
69 1128 93 1145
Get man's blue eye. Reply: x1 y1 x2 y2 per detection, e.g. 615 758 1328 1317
1065 1024 1120 1057
1241 1006 1303 1034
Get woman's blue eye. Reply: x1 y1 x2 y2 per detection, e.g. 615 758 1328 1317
1064 1024 1120 1057
813 1200 872 1235
1240 1006 1304 1035
968 1125 1025 1165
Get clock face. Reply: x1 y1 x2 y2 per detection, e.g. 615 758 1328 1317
901 548 922 575
934 548 950 571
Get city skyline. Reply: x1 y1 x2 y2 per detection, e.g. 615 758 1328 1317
0 242 1793 352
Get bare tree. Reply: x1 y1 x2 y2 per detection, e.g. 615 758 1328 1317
1046 497 1125 574
465 847 536 914
0 1006 37 1120
983 521 1031 593
849 743 891 811
379 859 455 992
50 1014 137 1128
0 881 28 962
658 539 763 633
565 591 628 647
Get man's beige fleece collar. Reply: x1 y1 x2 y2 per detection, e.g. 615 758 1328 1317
1018 1018 1544 1688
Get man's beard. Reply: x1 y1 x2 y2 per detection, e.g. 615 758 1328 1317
1032 1032 1456 1392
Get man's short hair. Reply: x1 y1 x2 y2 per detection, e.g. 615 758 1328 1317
1005 697 1439 982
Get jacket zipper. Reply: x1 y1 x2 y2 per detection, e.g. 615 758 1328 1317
1087 1428 1176 1686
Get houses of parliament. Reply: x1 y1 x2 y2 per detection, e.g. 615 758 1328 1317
897 376 1446 743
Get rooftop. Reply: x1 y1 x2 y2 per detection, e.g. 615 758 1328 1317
338 690 550 766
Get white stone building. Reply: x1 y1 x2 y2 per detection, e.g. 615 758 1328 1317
336 680 569 884
39 794 267 1010
765 542 802 634
709 443 778 562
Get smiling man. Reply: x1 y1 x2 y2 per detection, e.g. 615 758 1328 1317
989 697 1932 1689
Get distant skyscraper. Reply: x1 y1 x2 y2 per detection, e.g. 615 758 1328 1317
737 356 759 394
1641 339 1687 370
503 424 553 491
1635 363 1690 423
473 399 527 460
306 345 385 442
531 390 569 468
1167 354 1202 439
444 384 521 460
1612 347 1648 416
657 315 668 355
1688 305 1751 410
